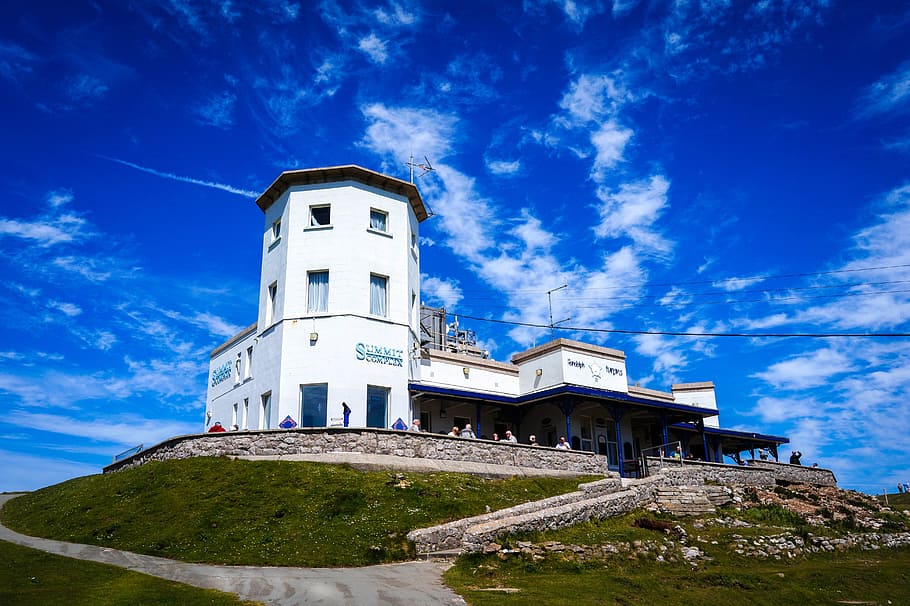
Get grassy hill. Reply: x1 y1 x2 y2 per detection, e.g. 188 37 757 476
0 457 595 567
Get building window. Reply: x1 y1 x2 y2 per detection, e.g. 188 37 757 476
366 385 389 428
260 392 272 430
411 230 418 254
242 398 249 430
307 271 329 313
234 353 242 385
370 274 387 317
369 208 388 232
232 402 239 428
300 383 328 427
310 205 331 227
244 346 253 380
271 218 281 242
266 281 278 325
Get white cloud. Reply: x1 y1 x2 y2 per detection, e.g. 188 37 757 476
420 275 463 308
194 90 236 129
358 33 389 64
712 275 766 291
856 61 910 118
593 175 672 256
6 411 200 448
752 347 854 390
375 1 418 26
590 121 633 175
48 300 82 317
486 159 521 176
557 73 629 127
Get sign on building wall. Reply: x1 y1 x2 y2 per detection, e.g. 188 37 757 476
355 343 404 367
564 355 627 391
211 361 232 386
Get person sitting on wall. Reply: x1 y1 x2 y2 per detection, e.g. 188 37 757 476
555 436 571 450
460 424 476 439
529 435 539 446
448 426 460 437
759 448 769 460
491 433 499 441
409 419 421 431
789 450 803 465
208 421 226 433
504 430 518 443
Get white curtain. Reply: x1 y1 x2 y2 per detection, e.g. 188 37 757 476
370 210 386 231
370 275 387 316
308 271 329 312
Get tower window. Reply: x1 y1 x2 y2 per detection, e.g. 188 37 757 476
266 281 278 325
307 270 329 313
310 205 331 227
370 274 387 317
271 218 281 242
369 209 388 232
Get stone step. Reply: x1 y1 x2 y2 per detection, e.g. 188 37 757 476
417 549 462 562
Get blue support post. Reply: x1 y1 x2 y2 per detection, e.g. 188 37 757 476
475 402 482 437
559 399 576 444
610 405 625 477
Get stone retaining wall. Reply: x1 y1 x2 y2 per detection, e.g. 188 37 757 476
407 476 623 553
103 428 609 476
746 459 837 486
645 457 777 486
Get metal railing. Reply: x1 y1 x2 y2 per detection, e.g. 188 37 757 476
639 441 684 477
112 444 143 463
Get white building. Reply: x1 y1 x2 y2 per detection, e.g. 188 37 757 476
205 165 787 476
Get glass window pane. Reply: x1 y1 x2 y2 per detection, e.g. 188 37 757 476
370 209 387 231
311 206 331 226
307 271 329 312
366 386 388 428
300 384 328 427
370 275 387 316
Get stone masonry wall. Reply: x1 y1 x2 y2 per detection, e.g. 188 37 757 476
645 457 777 487
746 459 837 486
103 428 609 476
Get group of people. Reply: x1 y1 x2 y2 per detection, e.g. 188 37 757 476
897 482 910 494
415 420 570 449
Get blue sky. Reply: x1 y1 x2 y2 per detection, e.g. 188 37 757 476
1 0 909 494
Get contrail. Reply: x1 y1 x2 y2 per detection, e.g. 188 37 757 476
99 156 258 198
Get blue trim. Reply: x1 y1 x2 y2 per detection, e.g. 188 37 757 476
409 382 719 417
670 421 789 444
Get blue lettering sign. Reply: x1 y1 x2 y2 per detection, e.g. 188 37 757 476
211 361 232 386
355 342 404 367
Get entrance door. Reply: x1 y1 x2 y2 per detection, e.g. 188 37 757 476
366 385 389 428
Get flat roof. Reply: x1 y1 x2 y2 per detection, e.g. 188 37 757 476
255 165 429 221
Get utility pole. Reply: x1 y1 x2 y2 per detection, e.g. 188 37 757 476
547 284 570 338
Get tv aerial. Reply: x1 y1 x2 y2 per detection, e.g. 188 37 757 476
407 154 435 183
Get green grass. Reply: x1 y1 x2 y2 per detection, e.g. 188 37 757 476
446 549 910 605
0 540 257 606
445 510 910 606
0 457 595 567
878 491 910 511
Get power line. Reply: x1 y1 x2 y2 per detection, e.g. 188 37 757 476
574 287 910 310
454 313 910 339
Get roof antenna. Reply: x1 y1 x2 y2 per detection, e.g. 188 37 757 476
547 284 571 339
407 154 435 183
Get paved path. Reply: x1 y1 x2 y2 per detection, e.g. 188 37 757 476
0 494 466 605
